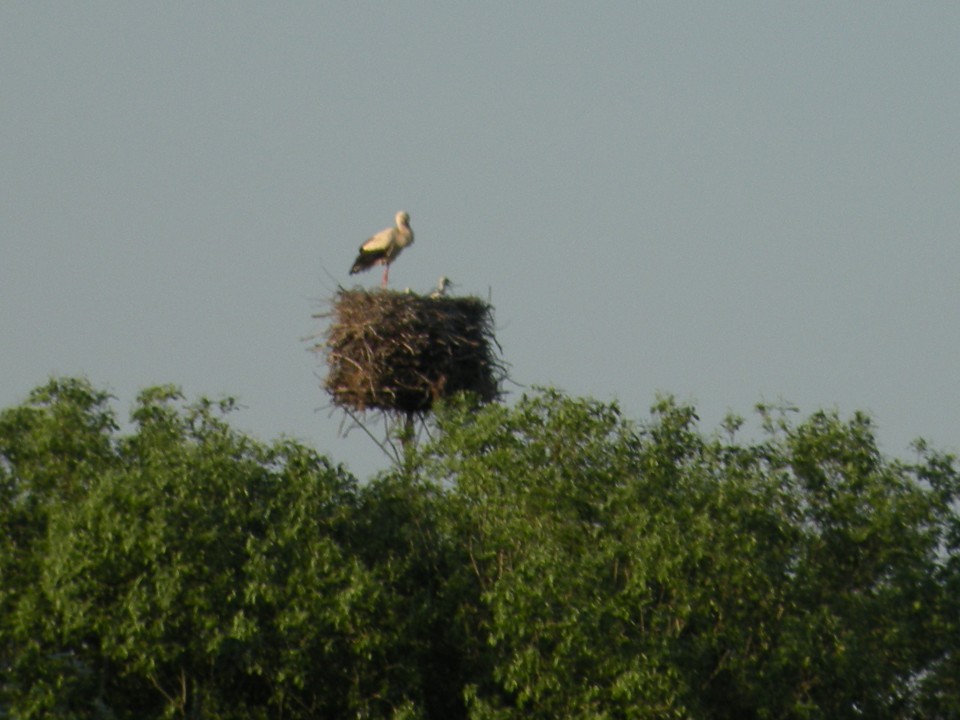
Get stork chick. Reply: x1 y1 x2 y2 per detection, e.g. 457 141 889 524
430 276 454 298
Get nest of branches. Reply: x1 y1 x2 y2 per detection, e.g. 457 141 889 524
317 288 505 415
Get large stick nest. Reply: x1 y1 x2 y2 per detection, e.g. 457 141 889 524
316 288 505 415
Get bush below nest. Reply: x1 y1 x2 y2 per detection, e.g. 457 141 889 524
317 288 503 415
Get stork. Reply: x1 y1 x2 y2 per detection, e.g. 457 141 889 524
349 211 414 288
430 276 453 298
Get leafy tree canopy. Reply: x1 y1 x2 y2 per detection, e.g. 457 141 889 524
1 378 957 718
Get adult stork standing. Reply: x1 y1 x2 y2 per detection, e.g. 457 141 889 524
349 211 414 288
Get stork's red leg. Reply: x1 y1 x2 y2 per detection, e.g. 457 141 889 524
381 266 389 288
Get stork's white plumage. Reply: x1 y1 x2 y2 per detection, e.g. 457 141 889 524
349 211 414 288
430 276 453 298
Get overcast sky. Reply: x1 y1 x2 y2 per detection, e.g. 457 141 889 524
3 3 958 478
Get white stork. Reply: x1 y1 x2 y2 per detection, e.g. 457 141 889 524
430 276 453 298
349 211 414 288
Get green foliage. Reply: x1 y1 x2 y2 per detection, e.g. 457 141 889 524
425 391 959 719
1 379 402 718
1 379 958 718
0 379 121 718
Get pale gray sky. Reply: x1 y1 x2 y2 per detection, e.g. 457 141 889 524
3 3 958 478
